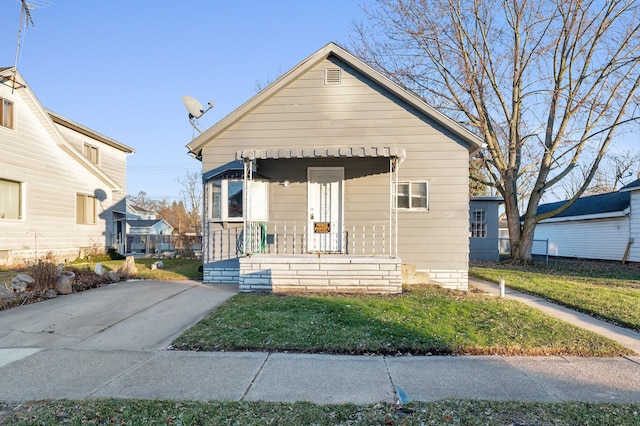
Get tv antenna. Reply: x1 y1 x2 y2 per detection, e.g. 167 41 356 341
182 95 214 134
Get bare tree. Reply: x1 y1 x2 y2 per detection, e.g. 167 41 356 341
177 171 202 235
353 0 640 261
556 149 640 197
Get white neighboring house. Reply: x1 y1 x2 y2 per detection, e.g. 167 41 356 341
126 219 174 254
0 68 134 265
530 181 640 262
126 203 157 220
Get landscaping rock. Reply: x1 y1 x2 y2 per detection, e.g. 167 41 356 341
45 289 57 298
55 271 75 295
107 271 120 282
94 263 105 275
151 260 164 270
161 251 176 259
117 256 137 279
11 274 34 293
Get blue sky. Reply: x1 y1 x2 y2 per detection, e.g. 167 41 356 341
1 0 365 201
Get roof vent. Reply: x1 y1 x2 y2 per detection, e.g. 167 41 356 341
324 68 341 85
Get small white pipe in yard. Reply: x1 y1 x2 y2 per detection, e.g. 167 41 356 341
499 278 505 298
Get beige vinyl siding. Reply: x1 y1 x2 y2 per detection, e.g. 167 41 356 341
200 57 470 274
0 83 114 264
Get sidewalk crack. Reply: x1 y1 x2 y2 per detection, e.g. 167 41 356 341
240 352 270 401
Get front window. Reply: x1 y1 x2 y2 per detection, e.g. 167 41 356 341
398 181 429 210
471 209 487 238
0 178 22 219
1 98 13 129
77 194 97 224
209 179 268 221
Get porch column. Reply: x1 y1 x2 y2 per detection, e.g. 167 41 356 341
390 156 399 258
242 156 254 254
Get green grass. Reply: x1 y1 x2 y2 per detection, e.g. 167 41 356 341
70 257 202 281
172 285 631 356
2 399 639 425
470 259 640 332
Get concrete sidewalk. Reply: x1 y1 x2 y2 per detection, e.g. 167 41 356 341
0 279 639 404
468 276 640 354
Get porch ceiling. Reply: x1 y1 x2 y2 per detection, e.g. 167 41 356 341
236 146 406 163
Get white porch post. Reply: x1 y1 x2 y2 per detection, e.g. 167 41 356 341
389 157 399 258
242 156 254 254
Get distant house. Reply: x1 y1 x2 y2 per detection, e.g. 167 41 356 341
185 43 483 293
469 196 503 261
530 185 639 262
126 203 157 220
126 219 174 254
0 68 134 265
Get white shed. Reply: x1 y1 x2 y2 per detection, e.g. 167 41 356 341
530 184 639 262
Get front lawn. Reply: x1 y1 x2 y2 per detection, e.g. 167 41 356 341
470 259 640 332
172 285 631 356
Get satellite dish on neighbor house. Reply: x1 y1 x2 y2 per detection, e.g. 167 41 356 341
182 95 214 133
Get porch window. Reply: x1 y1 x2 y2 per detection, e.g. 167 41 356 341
77 193 97 224
1 98 13 129
398 181 429 210
471 209 487 238
0 178 22 219
209 179 268 221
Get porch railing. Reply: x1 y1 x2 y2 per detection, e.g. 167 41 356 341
206 221 394 262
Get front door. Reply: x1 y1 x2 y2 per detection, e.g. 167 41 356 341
307 167 344 253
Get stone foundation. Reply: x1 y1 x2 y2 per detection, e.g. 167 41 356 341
238 255 402 294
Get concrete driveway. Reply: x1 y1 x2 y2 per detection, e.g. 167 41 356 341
0 280 238 351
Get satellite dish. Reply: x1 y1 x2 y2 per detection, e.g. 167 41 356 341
182 95 205 119
182 95 214 134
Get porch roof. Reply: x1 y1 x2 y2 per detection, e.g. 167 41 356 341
236 146 406 163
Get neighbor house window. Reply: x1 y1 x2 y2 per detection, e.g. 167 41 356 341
83 143 99 165
77 193 97 224
0 178 22 219
0 98 13 129
397 182 429 210
471 209 487 238
209 179 268 221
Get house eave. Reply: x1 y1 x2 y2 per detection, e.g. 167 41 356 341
536 208 630 224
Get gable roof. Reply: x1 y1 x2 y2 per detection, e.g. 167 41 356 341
534 191 631 223
186 42 484 157
0 67 133 190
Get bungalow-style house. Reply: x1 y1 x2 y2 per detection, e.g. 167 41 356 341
530 181 640 262
185 43 483 293
126 219 174 254
0 68 134 266
469 196 504 261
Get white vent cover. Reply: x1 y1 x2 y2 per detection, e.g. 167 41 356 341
324 68 341 85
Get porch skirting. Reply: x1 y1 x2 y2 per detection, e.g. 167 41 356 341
238 254 402 294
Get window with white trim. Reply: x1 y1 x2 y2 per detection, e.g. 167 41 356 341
209 179 268 221
471 209 487 238
0 98 14 129
0 178 22 219
77 193 97 224
397 181 429 210
83 143 99 165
